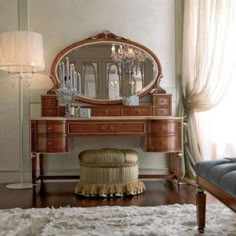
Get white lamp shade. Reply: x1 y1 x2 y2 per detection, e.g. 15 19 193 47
0 31 45 73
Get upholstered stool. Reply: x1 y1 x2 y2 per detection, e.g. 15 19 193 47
75 148 145 197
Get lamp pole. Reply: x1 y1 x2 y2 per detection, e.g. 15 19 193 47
6 74 33 189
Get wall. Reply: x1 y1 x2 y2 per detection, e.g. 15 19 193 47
0 0 179 182
0 0 21 182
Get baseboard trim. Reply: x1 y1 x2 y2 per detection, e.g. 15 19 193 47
0 168 169 183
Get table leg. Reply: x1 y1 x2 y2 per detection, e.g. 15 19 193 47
169 153 175 174
176 152 183 183
31 152 37 186
39 154 44 184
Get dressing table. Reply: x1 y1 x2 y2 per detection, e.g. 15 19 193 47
31 31 183 187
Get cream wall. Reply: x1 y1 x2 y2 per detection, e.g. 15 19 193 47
0 0 180 183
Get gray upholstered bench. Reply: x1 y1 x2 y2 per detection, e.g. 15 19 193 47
195 158 236 233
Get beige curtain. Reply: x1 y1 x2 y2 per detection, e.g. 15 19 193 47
179 0 236 178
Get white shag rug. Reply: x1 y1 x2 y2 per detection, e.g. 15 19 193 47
0 204 235 236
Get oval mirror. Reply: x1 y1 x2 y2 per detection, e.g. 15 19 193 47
50 31 163 104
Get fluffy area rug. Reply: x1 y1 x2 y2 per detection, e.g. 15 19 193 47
0 204 235 236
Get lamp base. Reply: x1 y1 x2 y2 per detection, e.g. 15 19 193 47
6 182 33 189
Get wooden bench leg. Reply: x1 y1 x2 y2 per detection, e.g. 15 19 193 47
196 188 206 233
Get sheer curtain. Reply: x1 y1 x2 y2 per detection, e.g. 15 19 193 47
179 0 236 178
198 78 236 161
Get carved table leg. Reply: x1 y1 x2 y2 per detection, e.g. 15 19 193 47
196 188 206 233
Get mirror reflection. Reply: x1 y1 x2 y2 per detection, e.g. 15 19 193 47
57 42 157 100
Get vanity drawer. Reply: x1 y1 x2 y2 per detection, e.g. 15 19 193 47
145 135 178 152
68 121 145 135
152 94 171 106
36 121 66 134
36 135 68 153
31 120 68 153
155 107 170 116
90 107 121 116
42 96 58 107
152 94 172 116
123 106 153 116
147 120 177 134
42 108 58 117
41 95 59 117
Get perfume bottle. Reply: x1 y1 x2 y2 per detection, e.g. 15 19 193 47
74 106 79 118
69 104 75 117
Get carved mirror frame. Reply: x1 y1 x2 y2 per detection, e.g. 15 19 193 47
49 30 164 105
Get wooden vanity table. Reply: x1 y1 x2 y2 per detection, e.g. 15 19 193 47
31 115 183 186
30 31 183 187
31 94 183 186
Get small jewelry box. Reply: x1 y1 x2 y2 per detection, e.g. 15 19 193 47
79 108 91 118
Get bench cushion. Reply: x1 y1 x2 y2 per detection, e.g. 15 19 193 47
195 158 236 197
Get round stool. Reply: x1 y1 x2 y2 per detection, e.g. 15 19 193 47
75 148 145 197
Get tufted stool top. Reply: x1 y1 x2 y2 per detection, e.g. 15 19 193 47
79 148 138 165
195 158 236 197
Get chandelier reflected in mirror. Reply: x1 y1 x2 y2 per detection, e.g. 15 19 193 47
110 44 147 75
110 44 147 96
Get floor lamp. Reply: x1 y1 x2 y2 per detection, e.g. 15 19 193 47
0 31 45 189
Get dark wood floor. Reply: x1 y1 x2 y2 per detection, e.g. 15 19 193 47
0 180 218 209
